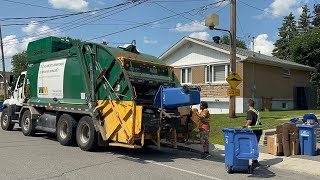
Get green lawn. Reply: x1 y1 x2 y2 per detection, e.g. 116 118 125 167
209 110 320 145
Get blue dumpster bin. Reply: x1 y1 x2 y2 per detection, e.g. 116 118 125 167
296 124 318 156
153 86 200 108
222 128 259 174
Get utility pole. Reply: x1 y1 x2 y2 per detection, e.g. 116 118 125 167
251 37 256 100
0 25 7 99
252 36 255 52
229 0 236 118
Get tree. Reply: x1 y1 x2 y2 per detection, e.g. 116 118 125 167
272 13 298 60
219 35 247 49
298 4 312 33
312 4 320 28
11 51 27 80
290 28 320 106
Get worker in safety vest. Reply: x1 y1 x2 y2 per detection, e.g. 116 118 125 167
243 99 262 168
193 101 211 159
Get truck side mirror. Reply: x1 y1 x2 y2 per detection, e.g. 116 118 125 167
9 75 13 87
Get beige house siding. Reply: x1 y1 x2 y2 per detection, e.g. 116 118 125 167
173 68 180 81
243 62 310 99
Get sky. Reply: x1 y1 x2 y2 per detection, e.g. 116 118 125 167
0 0 317 71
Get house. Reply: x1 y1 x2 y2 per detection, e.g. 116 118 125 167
160 37 316 114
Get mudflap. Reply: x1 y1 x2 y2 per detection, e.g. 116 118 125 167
98 132 109 146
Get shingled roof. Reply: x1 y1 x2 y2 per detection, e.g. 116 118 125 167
160 37 316 72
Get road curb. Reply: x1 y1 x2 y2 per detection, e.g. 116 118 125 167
163 142 320 176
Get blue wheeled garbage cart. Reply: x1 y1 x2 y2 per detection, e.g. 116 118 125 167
296 123 318 156
222 128 259 174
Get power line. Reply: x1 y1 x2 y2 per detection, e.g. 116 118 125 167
0 0 69 13
1 1 224 59
86 0 227 41
236 14 245 37
0 1 131 21
153 0 207 1
239 0 286 17
152 0 227 27
2 1 143 46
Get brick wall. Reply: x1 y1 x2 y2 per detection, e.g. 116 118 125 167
195 84 229 98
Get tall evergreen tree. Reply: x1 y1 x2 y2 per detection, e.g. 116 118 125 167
272 13 298 60
312 4 320 28
298 4 312 33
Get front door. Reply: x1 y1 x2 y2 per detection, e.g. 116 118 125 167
13 74 26 106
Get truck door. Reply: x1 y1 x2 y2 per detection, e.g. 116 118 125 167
13 74 26 105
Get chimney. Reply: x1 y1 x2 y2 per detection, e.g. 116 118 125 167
212 36 220 44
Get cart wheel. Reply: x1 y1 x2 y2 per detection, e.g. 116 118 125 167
248 165 253 174
225 165 233 174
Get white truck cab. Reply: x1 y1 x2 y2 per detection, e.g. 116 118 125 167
3 71 27 107
1 71 27 131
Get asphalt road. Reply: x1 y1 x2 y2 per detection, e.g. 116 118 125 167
0 126 318 180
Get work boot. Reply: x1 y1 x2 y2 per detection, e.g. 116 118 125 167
201 152 211 159
252 161 260 169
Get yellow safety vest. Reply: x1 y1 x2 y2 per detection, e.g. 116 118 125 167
248 109 263 130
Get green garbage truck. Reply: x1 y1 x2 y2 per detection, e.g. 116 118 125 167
0 36 200 151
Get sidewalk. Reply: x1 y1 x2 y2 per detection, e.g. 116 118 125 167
163 141 320 176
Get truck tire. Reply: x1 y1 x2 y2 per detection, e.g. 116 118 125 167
21 110 35 136
76 116 98 151
57 114 77 146
1 108 14 131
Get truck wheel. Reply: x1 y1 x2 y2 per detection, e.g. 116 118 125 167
1 108 14 131
57 114 77 146
21 110 35 136
76 116 98 151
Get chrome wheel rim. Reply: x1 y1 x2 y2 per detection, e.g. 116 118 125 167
23 117 30 131
59 121 68 139
80 123 90 144
2 114 8 126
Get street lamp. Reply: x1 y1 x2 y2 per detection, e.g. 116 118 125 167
205 14 232 45
205 13 237 118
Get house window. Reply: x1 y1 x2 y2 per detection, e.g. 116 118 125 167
214 65 225 81
283 68 291 77
205 65 227 83
181 68 191 84
282 103 287 109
